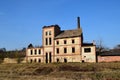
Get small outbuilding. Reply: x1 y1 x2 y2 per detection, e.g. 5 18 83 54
98 51 120 62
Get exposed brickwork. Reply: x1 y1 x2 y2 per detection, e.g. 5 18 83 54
26 18 96 63
98 56 120 62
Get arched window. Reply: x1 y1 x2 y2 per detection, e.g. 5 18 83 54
30 50 33 55
34 49 37 55
49 38 52 45
64 48 67 53
64 58 67 63
56 41 59 45
56 58 59 63
30 59 33 63
39 49 41 54
72 39 75 44
64 40 67 44
72 47 75 53
56 48 59 54
34 59 37 63
38 59 41 63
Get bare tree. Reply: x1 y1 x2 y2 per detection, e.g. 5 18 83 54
0 48 6 53
114 44 120 49
96 39 109 55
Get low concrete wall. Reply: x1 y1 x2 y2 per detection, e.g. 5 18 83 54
3 58 26 64
98 56 120 62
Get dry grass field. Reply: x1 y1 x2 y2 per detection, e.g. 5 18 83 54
0 62 120 80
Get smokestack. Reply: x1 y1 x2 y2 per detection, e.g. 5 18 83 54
77 17 80 29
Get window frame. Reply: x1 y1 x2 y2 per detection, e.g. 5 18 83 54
56 48 59 54
39 49 41 54
72 47 75 53
49 37 52 45
45 31 48 36
45 38 48 45
64 40 67 44
64 47 67 53
34 49 37 55
64 58 67 63
56 58 59 62
38 59 41 63
34 59 37 63
72 39 75 44
84 48 91 53
30 50 33 55
49 31 51 35
30 59 33 63
56 41 59 45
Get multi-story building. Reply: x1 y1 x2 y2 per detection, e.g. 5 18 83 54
26 17 96 63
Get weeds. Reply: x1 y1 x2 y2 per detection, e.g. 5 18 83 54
0 62 120 80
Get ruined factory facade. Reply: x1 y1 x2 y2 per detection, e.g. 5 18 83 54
26 17 96 63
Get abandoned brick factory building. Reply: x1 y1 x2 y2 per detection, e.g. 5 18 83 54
26 17 96 63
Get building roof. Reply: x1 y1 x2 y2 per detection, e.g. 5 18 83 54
43 25 60 29
55 29 82 39
28 45 43 49
99 51 120 56
82 43 94 46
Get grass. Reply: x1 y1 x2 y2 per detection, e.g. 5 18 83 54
0 62 120 80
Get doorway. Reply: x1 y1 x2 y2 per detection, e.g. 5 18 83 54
49 52 52 63
46 53 48 63
45 52 52 63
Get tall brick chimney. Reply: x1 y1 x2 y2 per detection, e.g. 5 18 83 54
77 17 80 29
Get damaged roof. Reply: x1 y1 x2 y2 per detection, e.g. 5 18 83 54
55 29 82 39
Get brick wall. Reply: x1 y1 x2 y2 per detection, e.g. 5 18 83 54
98 56 120 62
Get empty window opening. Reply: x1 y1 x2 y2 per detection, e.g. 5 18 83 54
34 49 37 55
84 48 91 53
64 48 67 53
34 59 37 63
56 48 59 54
72 39 75 44
30 50 33 55
64 58 67 63
46 53 48 63
49 31 51 35
38 59 41 63
30 59 33 63
49 52 52 63
45 38 48 45
82 60 85 63
39 49 41 54
57 58 59 63
56 41 59 45
64 40 67 44
72 47 75 53
46 31 48 36
49 38 52 45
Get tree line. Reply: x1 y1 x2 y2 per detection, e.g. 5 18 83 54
0 48 26 64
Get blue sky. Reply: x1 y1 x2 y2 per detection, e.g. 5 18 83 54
0 0 120 50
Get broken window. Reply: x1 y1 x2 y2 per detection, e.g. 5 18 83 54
72 47 75 53
64 40 67 44
84 48 91 53
30 50 33 55
56 48 59 54
49 38 52 45
64 48 67 53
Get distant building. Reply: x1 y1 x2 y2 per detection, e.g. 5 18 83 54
98 51 120 62
26 17 96 63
